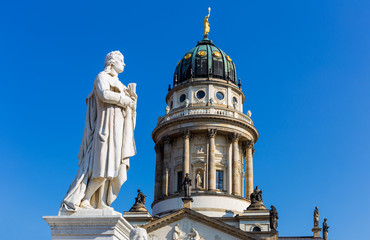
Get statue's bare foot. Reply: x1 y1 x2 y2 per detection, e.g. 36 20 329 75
80 200 93 209
99 202 113 210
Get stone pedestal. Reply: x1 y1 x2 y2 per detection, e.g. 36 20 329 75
240 209 271 232
312 227 322 238
123 211 152 227
43 210 132 240
247 201 267 210
182 197 193 208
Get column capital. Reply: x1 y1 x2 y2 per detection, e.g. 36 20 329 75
182 129 191 139
154 144 162 153
247 140 254 149
162 136 172 144
207 129 217 138
230 132 241 142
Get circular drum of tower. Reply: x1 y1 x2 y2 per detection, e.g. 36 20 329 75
152 38 258 217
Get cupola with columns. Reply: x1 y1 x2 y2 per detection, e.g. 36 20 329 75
151 9 259 218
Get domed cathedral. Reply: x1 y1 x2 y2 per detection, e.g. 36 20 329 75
151 20 257 218
123 8 327 240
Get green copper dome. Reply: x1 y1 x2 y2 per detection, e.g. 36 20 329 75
173 38 237 85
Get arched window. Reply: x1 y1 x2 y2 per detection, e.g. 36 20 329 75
253 226 261 232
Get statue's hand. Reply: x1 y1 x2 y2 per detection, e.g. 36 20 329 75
119 95 133 108
129 100 136 111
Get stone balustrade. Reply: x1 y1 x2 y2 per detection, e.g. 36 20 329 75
158 107 253 126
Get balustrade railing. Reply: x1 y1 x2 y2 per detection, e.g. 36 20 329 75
157 107 253 125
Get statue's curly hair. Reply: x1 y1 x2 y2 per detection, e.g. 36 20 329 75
104 51 123 72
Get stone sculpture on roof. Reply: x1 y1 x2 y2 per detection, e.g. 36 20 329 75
323 218 329 240
269 205 279 230
314 206 319 228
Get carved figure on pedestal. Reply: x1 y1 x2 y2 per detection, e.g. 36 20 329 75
130 227 148 240
130 189 148 212
136 189 146 204
250 186 263 204
247 186 266 210
314 206 319 228
269 205 279 230
60 51 137 212
323 218 329 240
183 173 192 197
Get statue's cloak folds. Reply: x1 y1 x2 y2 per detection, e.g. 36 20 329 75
60 84 136 211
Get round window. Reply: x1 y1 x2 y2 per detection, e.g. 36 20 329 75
179 94 186 102
216 92 224 100
196 90 206 99
232 97 238 104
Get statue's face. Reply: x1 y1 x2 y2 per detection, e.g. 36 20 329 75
112 54 125 73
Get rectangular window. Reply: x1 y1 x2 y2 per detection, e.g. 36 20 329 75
177 171 183 192
216 170 224 190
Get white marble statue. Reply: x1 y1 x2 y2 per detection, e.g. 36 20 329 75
130 227 148 240
195 173 203 189
60 51 137 212
172 224 182 240
188 228 201 240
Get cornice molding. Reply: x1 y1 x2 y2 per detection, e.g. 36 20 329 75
142 208 262 240
153 115 259 142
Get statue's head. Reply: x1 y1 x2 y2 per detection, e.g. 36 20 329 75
324 218 327 222
104 51 125 74
129 227 148 240
174 224 180 231
137 189 141 193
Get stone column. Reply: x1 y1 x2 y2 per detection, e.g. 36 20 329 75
231 133 241 196
208 129 217 190
183 130 191 177
154 144 162 200
163 168 169 197
246 140 254 198
162 136 171 197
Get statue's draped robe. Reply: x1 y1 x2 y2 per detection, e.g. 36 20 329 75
61 72 136 211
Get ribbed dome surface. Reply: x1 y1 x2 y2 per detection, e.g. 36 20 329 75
174 38 237 85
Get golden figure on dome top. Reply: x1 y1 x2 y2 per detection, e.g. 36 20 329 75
204 7 211 38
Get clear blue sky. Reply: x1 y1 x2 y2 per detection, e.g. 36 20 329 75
0 1 369 239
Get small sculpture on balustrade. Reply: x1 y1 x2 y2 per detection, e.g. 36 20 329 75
323 218 329 240
183 173 192 198
269 205 279 230
314 206 319 228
